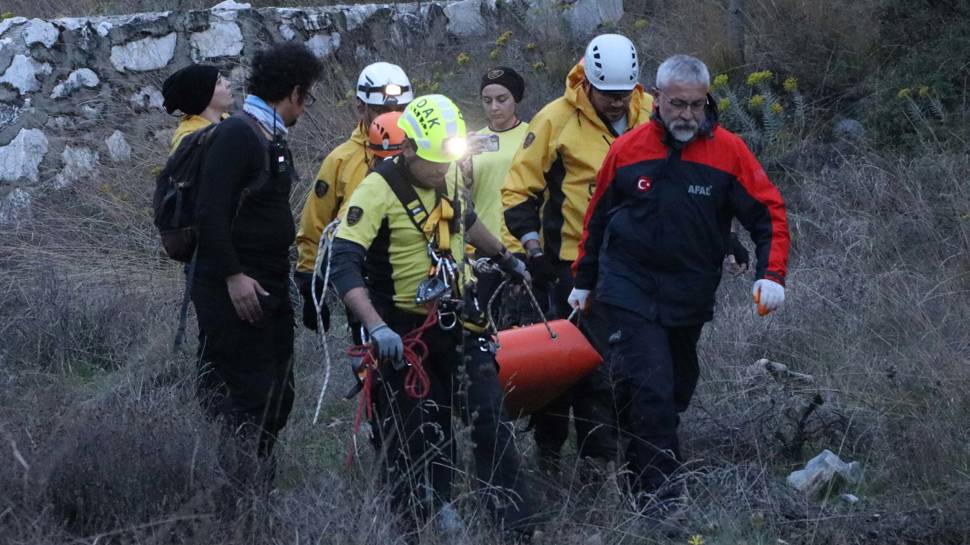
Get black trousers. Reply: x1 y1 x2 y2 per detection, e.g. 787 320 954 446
602 303 703 494
192 272 295 486
371 309 534 530
532 261 616 468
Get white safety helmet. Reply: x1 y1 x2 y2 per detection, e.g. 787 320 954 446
583 34 639 91
356 62 414 106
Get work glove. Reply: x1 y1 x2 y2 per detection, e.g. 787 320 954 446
493 250 532 284
567 288 591 312
524 247 557 288
752 279 785 315
368 322 404 365
295 271 331 332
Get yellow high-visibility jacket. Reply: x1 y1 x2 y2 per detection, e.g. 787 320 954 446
296 124 373 273
502 63 653 262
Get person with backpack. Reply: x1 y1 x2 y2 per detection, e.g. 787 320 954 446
189 42 323 492
162 63 234 153
295 62 414 336
328 95 537 540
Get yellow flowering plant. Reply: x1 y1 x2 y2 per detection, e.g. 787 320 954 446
710 69 807 157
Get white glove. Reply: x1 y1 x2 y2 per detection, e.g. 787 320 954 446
567 288 591 311
752 279 785 312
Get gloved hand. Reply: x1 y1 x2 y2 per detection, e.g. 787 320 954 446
524 247 557 288
368 322 404 365
752 279 785 315
295 271 331 331
567 288 591 312
494 250 532 284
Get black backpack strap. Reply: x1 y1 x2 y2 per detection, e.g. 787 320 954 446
375 159 437 237
172 248 198 353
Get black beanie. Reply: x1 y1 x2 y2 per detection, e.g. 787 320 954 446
162 64 220 115
480 66 525 102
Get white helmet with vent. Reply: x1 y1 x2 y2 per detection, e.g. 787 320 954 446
583 34 639 91
356 62 414 106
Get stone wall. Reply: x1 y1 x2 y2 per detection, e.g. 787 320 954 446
0 0 622 227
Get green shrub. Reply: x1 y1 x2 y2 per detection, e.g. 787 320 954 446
865 0 970 151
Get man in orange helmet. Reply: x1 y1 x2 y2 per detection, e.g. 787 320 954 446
366 111 406 169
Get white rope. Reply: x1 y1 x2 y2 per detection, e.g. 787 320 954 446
311 218 341 425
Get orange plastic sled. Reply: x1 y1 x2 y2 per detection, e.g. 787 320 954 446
496 319 603 416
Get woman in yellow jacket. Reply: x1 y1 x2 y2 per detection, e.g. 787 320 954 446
162 64 233 154
501 34 654 476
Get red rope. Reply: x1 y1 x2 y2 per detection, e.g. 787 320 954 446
345 309 439 465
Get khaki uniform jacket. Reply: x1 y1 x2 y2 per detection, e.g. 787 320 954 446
502 63 653 262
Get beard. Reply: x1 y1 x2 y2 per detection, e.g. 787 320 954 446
669 120 698 142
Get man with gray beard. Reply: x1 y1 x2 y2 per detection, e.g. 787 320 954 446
570 55 790 519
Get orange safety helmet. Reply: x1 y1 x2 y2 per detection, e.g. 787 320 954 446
368 111 406 158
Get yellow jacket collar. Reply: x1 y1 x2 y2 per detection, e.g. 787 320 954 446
563 63 649 133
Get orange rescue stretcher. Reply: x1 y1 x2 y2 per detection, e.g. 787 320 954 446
495 318 602 416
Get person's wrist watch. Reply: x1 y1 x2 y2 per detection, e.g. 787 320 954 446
525 245 543 259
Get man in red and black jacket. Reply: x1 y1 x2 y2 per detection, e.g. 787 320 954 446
571 55 790 509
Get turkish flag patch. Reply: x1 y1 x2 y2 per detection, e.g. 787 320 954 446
636 176 652 192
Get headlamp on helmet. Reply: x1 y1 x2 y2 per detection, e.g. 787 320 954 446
356 62 415 106
398 94 467 164
443 137 468 159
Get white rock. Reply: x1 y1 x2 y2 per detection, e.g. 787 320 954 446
57 146 99 187
49 67 100 98
190 21 243 60
95 21 113 37
106 130 131 162
0 188 32 228
279 23 297 41
0 102 20 127
0 54 52 94
0 128 49 183
53 17 87 32
344 5 381 32
23 19 59 48
212 0 251 9
306 32 340 58
561 0 624 36
444 0 488 37
0 38 12 73
787 449 863 499
840 493 860 504
129 85 164 111
0 17 28 38
110 32 177 72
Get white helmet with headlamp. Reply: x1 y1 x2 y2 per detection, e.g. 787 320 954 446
356 62 414 106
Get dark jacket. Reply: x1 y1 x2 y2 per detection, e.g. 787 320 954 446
573 115 789 326
194 114 297 283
